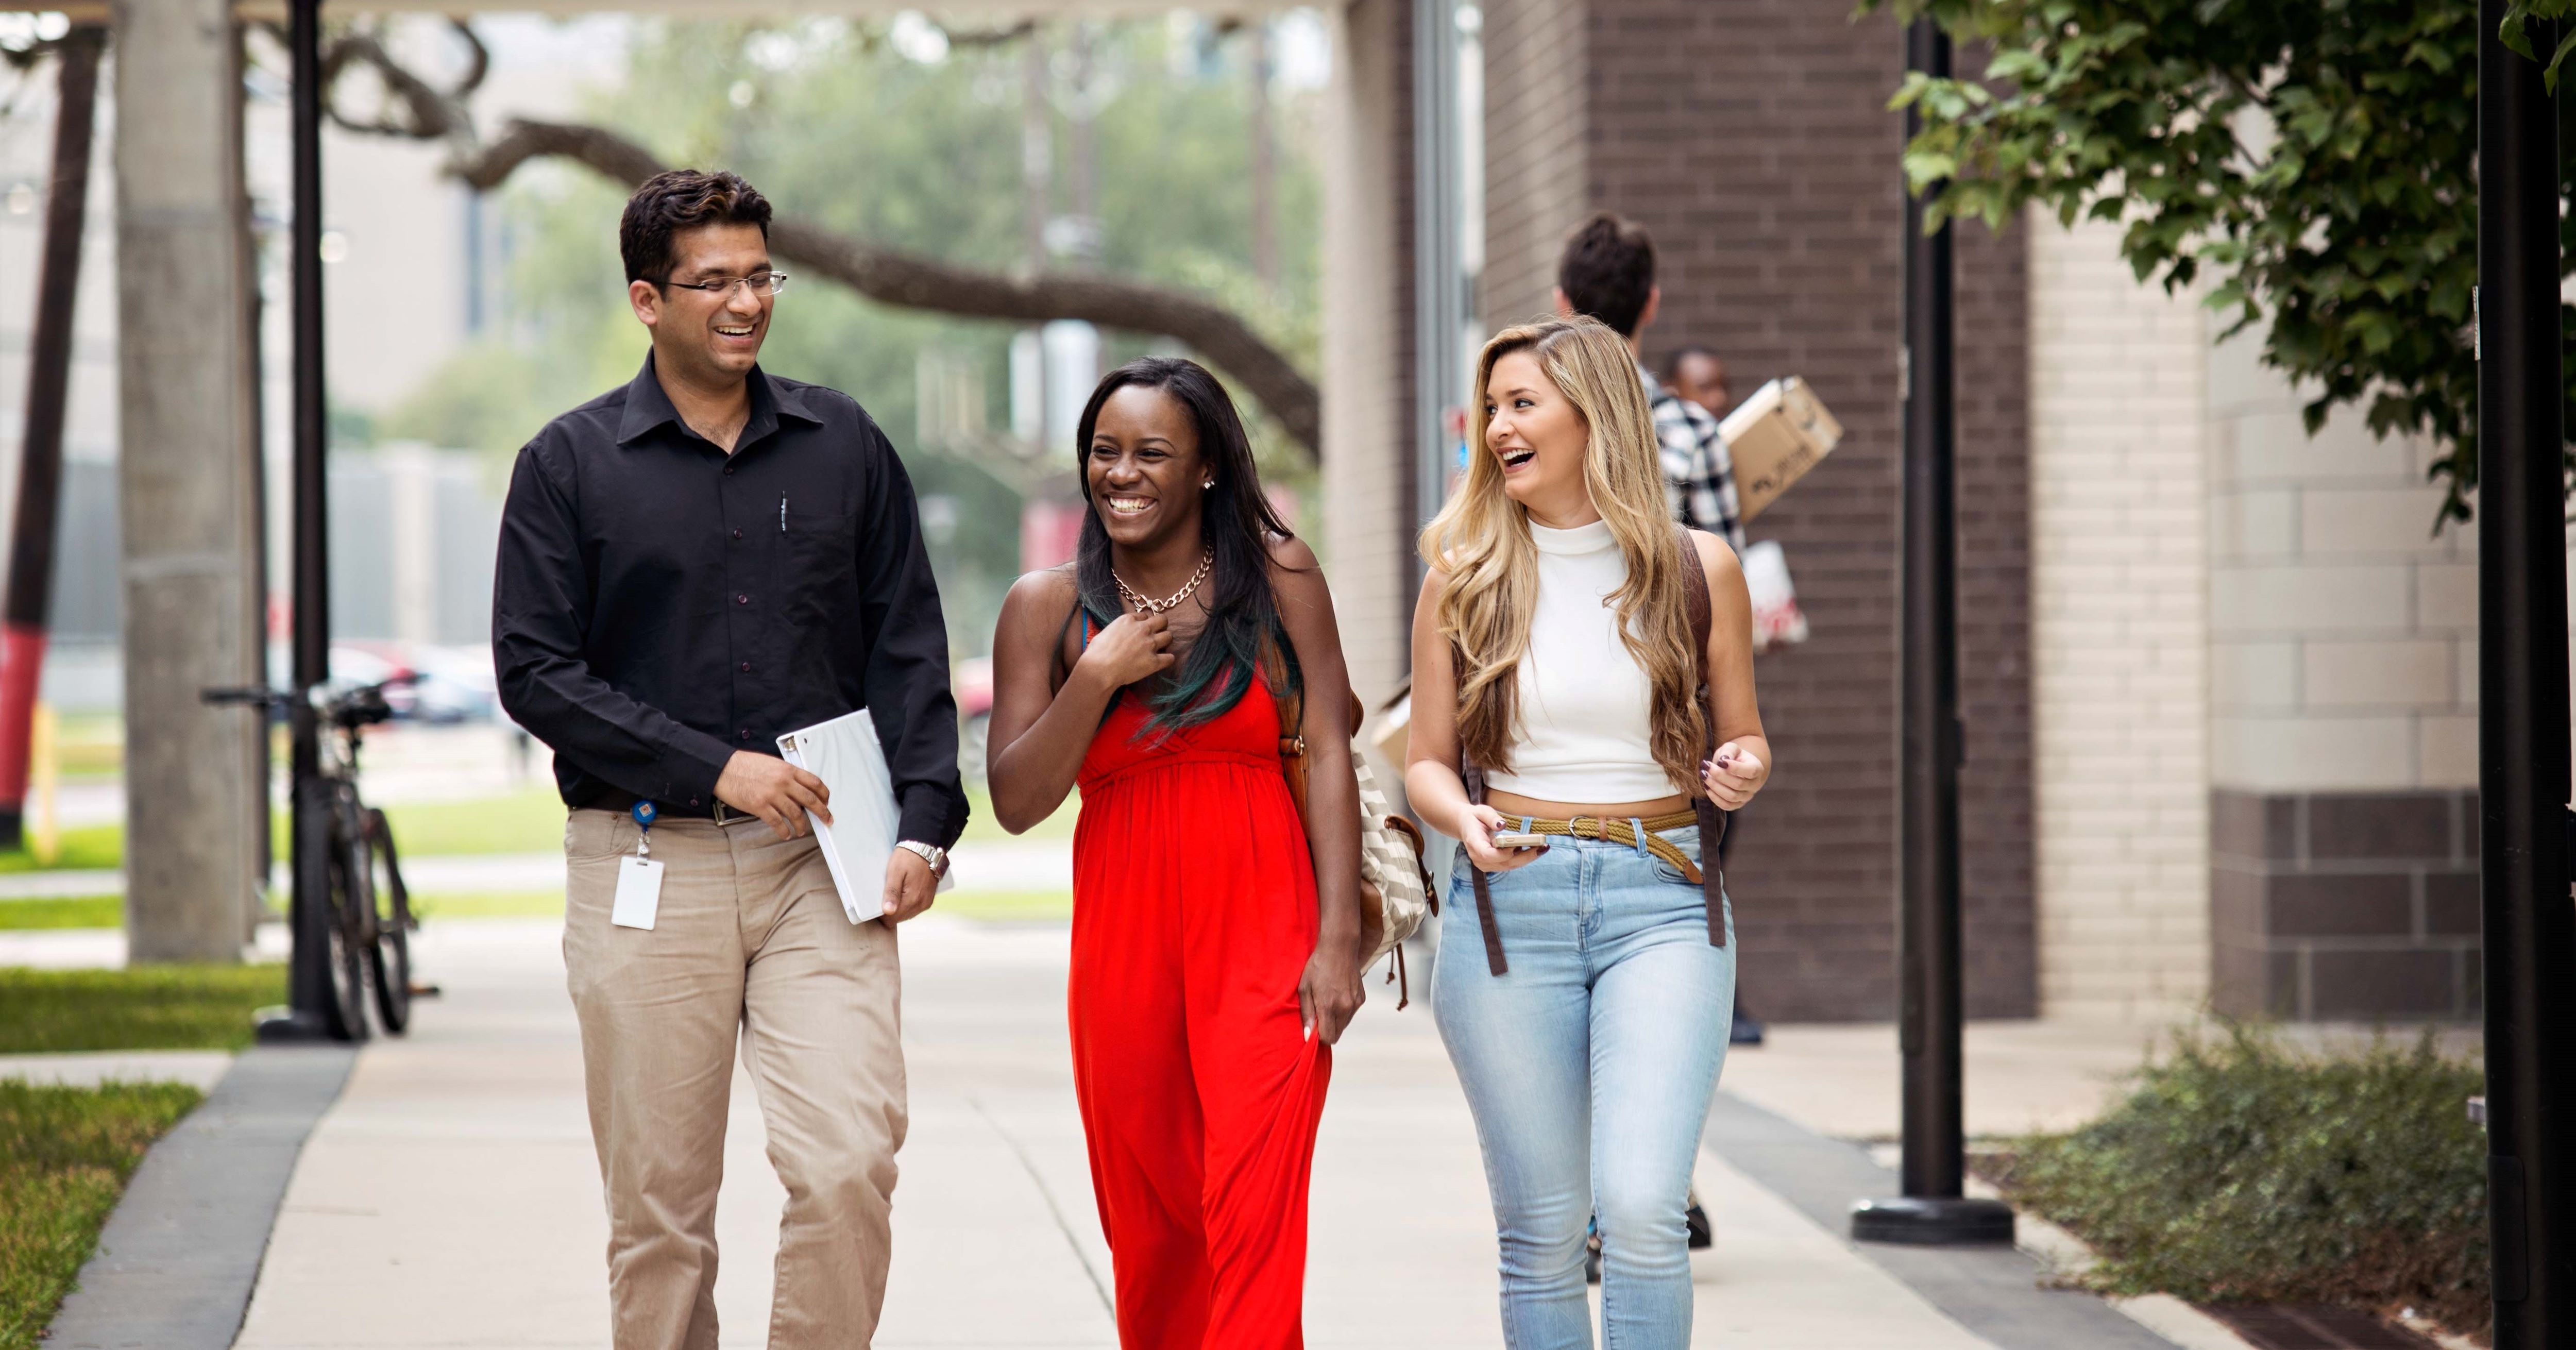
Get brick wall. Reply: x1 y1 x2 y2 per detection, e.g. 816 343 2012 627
2211 789 2480 1020
2202 320 2483 1019
2026 211 2211 1019
2207 333 2477 792
1477 0 1587 327
1540 0 2037 1020
1320 0 1416 705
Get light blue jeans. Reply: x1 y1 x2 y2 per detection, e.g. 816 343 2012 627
1434 823 1736 1350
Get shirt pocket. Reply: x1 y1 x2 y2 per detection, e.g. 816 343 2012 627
784 521 859 621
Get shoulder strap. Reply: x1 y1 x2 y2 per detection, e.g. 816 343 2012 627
1675 526 1731 949
1264 638 1303 747
1676 525 1713 697
1446 637 1511 975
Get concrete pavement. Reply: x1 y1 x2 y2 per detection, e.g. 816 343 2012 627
206 915 2201 1349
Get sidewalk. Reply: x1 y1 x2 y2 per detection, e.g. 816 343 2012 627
217 915 2116 1349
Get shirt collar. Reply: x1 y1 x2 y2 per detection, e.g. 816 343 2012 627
614 352 822 448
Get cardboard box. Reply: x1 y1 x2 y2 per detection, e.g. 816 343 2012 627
1718 376 1843 522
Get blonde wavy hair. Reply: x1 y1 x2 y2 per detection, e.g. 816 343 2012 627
1419 316 1706 789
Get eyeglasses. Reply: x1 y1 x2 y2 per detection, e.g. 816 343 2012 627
666 271 788 298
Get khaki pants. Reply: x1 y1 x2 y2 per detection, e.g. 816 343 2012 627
562 808 906 1350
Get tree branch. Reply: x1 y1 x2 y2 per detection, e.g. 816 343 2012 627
449 117 1321 460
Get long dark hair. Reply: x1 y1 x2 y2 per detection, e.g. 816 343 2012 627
1074 357 1300 735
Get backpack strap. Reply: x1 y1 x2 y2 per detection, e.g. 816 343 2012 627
1451 640 1514 976
1675 525 1730 950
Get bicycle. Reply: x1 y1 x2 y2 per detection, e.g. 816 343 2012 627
204 678 416 1040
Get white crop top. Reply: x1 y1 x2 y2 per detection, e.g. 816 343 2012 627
1480 519 1684 803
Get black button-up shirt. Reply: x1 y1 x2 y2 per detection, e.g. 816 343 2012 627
493 355 968 848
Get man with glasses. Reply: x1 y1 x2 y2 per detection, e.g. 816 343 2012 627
494 169 966 1349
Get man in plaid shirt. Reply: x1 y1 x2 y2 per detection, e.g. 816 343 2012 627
1552 212 1745 552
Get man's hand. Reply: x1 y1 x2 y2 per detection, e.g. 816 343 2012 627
715 751 832 841
881 848 937 923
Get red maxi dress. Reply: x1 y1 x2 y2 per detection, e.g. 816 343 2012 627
1069 669 1333 1349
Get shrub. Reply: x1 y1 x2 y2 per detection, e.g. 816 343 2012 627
1992 1023 2488 1339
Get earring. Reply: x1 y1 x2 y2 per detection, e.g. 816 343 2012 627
1201 480 1214 490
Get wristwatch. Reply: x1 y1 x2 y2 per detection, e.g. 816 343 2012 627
894 840 949 880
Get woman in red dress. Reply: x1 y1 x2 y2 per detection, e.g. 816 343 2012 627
985 357 1367 1349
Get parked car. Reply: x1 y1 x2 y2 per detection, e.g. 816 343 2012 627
326 645 496 724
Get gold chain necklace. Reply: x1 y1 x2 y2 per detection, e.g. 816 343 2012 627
1113 550 1213 616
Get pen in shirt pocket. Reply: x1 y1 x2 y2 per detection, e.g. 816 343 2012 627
779 492 787 534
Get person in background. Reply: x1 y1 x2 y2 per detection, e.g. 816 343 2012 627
494 169 967 1349
1663 345 1732 421
1552 212 1743 554
984 357 1365 1349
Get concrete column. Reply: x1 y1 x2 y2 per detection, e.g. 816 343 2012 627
112 0 264 963
1319 0 1413 704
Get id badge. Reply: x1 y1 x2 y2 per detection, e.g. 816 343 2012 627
612 856 664 929
611 801 664 930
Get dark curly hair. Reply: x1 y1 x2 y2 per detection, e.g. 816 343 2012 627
1556 210 1657 338
619 170 773 285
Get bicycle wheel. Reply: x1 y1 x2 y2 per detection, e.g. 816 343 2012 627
316 806 373 1041
363 807 413 1034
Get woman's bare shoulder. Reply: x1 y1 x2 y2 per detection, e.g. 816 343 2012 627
1684 529 1740 582
1004 564 1079 608
1265 531 1321 571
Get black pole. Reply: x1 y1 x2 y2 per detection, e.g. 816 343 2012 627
263 0 341 1041
1852 15 2010 1247
2477 6 2576 1343
0 26 105 852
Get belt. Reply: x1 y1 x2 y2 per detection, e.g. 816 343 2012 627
592 789 760 828
1497 810 1704 883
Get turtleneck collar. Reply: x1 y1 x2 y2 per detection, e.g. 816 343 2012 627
1528 516 1614 556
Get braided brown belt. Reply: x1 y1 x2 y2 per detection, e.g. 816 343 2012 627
1493 811 1705 883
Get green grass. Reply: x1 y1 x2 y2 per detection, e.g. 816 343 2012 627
0 1079 205 1350
0 827 121 877
959 788 1076 842
267 786 570 860
410 890 563 920
1990 1024 2488 1340
365 785 1073 853
936 890 1072 921
0 784 1068 880
0 966 286 1055
0 899 122 931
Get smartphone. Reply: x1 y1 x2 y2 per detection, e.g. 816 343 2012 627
1490 832 1547 850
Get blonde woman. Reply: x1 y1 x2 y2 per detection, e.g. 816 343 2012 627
1408 316 1770 1347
